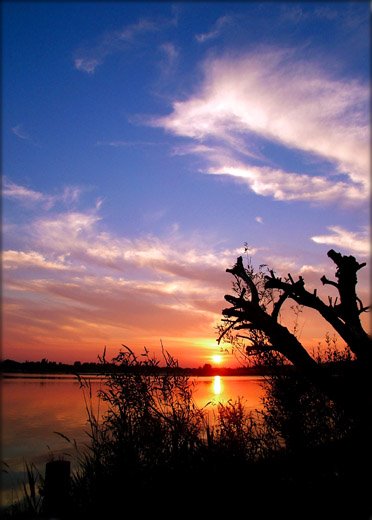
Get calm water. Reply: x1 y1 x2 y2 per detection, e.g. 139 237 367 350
1 374 264 506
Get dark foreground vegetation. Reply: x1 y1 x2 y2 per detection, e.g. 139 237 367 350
4 347 371 519
3 250 371 519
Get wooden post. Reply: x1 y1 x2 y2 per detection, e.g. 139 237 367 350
43 460 70 517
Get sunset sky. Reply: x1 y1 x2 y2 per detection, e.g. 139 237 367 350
2 2 370 367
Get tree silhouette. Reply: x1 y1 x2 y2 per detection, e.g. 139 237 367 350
219 249 371 372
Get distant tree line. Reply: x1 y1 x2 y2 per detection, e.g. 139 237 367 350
0 358 109 374
1 357 263 375
0 357 263 376
0 356 357 378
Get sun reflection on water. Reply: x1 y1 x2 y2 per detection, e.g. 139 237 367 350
213 375 223 396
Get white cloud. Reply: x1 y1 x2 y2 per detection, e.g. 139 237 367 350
3 178 45 203
74 58 101 74
160 41 178 58
207 164 365 203
95 140 158 148
170 143 216 156
74 16 176 74
33 212 101 249
151 48 369 203
11 124 31 141
7 204 245 290
61 186 82 204
95 197 104 210
3 178 82 209
311 226 370 256
263 255 297 272
299 264 325 274
2 250 70 271
255 216 263 224
195 15 232 43
119 18 158 40
159 42 178 68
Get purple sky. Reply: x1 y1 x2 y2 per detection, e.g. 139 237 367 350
2 2 370 366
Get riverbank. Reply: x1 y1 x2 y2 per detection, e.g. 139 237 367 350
0 358 356 377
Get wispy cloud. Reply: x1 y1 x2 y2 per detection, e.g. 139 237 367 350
74 15 176 74
3 178 46 203
151 48 369 204
24 209 243 285
158 42 179 76
4 191 247 296
74 57 101 74
280 3 365 26
195 15 233 43
311 226 370 256
61 186 82 204
95 140 159 148
12 124 31 141
119 18 159 41
3 178 82 209
170 143 216 156
207 164 365 204
2 250 72 271
11 124 40 146
3 201 246 362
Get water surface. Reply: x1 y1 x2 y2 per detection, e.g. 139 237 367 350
1 374 264 506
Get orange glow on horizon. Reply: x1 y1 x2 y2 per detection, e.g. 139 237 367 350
3 303 367 366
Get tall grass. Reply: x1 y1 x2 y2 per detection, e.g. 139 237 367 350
1 462 43 519
68 346 274 515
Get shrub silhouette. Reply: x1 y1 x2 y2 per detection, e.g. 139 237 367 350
68 347 278 515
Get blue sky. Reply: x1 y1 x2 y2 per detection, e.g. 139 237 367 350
2 2 370 365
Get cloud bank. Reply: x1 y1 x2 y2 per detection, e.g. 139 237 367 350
2 187 246 362
3 181 370 363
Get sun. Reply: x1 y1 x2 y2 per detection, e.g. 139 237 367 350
212 354 223 365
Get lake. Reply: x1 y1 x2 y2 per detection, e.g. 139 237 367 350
1 373 265 507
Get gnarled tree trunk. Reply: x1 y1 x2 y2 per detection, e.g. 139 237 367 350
219 250 371 411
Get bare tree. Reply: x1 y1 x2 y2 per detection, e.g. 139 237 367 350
218 249 371 372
